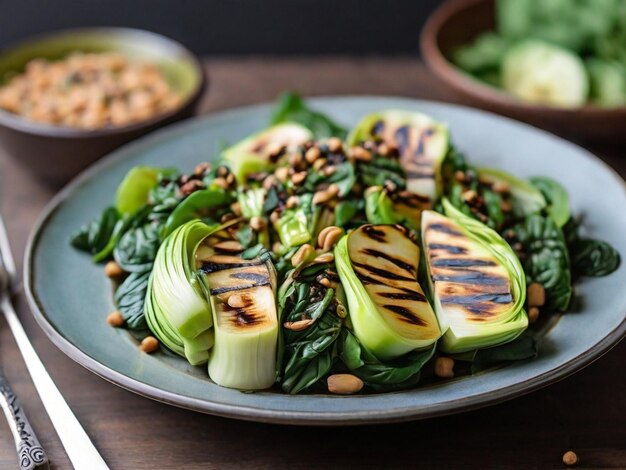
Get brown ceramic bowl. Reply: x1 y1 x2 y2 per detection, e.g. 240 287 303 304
0 28 206 186
420 0 626 143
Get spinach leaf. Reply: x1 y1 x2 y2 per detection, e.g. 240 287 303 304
339 330 436 392
530 176 570 227
70 207 120 255
271 92 347 139
114 221 162 272
279 269 343 394
509 214 572 312
563 219 620 278
114 269 151 330
469 333 538 373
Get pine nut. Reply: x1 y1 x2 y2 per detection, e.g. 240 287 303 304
313 184 340 205
106 311 124 327
492 181 510 194
351 146 372 162
140 336 159 353
275 167 289 182
327 137 343 153
562 451 578 466
462 189 477 203
250 216 266 231
291 171 307 185
194 162 211 176
286 196 300 209
527 283 546 307
313 252 334 264
312 158 327 171
213 177 229 189
528 307 540 324
104 260 124 278
305 146 321 163
327 374 364 394
454 170 466 182
291 244 315 267
434 357 455 378
323 165 336 176
283 319 314 331
317 226 343 251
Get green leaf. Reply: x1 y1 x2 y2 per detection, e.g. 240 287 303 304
271 92 347 139
70 207 120 256
530 176 570 227
115 269 151 330
470 333 538 373
563 219 621 278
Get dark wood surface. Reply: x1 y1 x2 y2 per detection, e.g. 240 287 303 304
0 58 624 470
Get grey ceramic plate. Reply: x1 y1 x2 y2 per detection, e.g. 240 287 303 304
25 97 626 425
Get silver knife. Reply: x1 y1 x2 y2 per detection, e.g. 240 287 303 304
0 217 109 470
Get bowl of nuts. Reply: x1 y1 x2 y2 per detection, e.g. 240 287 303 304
0 28 205 185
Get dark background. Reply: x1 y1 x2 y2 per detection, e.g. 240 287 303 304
1 0 442 54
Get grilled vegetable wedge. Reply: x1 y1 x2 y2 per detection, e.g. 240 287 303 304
198 235 279 390
347 110 449 200
222 123 313 182
335 224 441 360
422 200 528 353
145 220 217 365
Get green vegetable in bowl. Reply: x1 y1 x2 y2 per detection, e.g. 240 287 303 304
502 40 589 108
422 201 528 353
335 224 441 360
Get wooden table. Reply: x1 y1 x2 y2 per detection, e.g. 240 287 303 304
0 58 624 469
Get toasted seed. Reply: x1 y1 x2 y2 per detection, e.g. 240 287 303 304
275 167 289 182
263 175 279 190
267 142 285 158
462 189 478 203
194 162 211 176
250 216 266 231
140 336 159 353
501 199 513 212
527 283 546 307
351 146 372 162
492 181 510 194
323 165 336 176
377 143 390 156
305 146 321 163
291 171 307 185
106 311 124 327
270 210 280 224
528 307 540 324
289 153 302 167
225 173 236 186
316 274 332 288
292 244 315 267
283 319 314 331
562 451 578 466
313 252 334 264
286 195 300 209
180 179 204 195
312 157 327 171
434 357 455 378
313 184 340 205
217 166 229 177
327 374 364 394
230 201 242 215
227 293 248 308
327 137 343 153
104 260 124 278
454 170 466 182
213 177 229 190
317 226 344 251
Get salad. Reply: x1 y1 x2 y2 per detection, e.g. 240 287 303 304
71 93 620 395
453 0 626 108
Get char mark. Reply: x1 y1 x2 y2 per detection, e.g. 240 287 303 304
362 225 387 243
432 258 497 268
229 308 261 326
372 120 385 136
379 290 427 302
426 223 462 236
395 126 410 154
384 304 427 326
361 248 415 274
231 272 270 284
353 262 416 282
210 282 270 295
432 271 508 286
406 171 435 180
428 243 467 255
199 259 263 274
441 293 513 306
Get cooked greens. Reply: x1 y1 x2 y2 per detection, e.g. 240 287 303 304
71 94 620 394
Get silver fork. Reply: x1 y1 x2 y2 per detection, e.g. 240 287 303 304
0 217 109 469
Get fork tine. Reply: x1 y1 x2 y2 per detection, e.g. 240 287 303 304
0 216 16 281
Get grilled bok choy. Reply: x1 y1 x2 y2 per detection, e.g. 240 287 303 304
335 224 441 360
145 220 217 365
422 200 528 353
197 234 279 390
347 110 449 200
222 122 312 183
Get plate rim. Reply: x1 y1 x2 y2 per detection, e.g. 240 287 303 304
23 95 626 425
